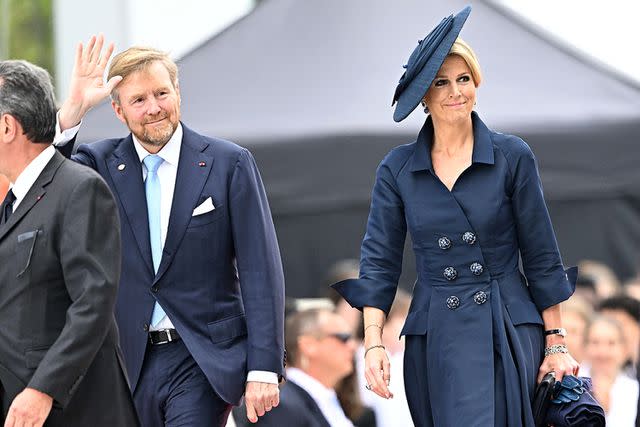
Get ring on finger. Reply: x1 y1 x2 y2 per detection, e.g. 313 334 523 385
365 384 372 391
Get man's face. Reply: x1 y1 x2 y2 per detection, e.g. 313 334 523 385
314 313 357 379
112 61 181 151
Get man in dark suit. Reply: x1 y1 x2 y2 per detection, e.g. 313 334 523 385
0 60 138 426
55 36 285 426
235 308 357 427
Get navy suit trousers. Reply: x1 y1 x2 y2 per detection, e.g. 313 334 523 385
133 340 231 427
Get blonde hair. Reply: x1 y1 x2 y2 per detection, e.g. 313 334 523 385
107 47 179 104
449 37 482 87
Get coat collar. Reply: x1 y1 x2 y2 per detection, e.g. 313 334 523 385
409 111 495 172
0 151 64 243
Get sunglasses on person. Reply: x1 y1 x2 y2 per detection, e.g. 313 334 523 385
324 332 353 344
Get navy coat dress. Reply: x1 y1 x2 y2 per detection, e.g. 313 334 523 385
333 112 576 427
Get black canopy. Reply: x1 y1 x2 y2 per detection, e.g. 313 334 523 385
78 0 640 296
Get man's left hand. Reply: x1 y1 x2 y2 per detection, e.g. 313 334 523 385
244 382 279 424
4 387 53 427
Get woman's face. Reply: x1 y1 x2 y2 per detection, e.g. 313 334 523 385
423 54 476 124
585 319 627 376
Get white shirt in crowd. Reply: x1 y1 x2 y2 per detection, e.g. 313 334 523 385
286 367 354 427
581 364 639 427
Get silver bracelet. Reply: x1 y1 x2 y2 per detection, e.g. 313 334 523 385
544 344 568 356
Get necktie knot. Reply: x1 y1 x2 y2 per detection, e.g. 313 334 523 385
1 189 16 225
3 189 16 206
143 154 163 174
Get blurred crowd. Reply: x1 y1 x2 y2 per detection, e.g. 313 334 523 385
229 258 640 427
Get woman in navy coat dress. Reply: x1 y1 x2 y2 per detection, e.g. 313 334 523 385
332 6 579 427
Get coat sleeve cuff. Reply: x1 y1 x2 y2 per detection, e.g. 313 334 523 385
530 266 578 312
331 278 397 314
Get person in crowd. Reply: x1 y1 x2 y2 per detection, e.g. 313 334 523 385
332 6 578 426
623 277 640 302
583 316 639 426
573 273 599 307
562 295 594 364
334 366 377 427
53 36 285 425
578 260 621 302
246 308 358 427
327 259 364 339
0 60 138 426
598 295 640 375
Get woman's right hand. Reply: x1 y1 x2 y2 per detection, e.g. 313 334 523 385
364 345 393 399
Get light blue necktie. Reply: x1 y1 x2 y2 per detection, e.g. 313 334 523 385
143 154 166 326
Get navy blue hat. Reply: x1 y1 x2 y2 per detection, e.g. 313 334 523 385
392 5 472 122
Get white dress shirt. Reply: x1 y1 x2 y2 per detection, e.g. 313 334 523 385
580 365 639 426
53 117 277 384
286 368 354 427
9 145 56 212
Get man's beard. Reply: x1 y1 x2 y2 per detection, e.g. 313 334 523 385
129 115 177 147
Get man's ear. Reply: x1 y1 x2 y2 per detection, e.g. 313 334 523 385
111 101 127 125
0 113 19 143
297 335 318 359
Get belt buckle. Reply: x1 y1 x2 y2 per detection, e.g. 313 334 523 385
163 329 173 344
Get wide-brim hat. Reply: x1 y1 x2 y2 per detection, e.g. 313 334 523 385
392 5 472 122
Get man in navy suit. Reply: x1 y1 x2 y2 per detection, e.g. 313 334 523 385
55 35 285 426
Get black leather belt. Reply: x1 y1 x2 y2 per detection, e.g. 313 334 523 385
148 328 180 345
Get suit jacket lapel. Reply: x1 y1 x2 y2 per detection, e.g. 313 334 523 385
0 152 64 243
288 382 332 427
107 136 154 276
154 126 213 284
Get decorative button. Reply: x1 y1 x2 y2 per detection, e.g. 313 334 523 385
143 323 149 332
438 236 451 250
446 296 460 310
151 286 159 293
443 267 458 281
470 262 484 276
473 291 488 305
462 231 476 245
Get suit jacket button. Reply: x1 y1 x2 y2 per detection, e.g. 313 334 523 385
473 291 488 305
151 286 159 293
438 236 452 250
462 231 476 245
443 267 457 281
470 262 484 276
446 296 460 310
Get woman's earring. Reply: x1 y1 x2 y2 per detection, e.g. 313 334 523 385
422 102 429 114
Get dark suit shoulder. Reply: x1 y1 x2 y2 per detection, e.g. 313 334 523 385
76 137 123 158
57 155 111 187
244 380 329 427
379 142 416 177
491 131 536 165
182 124 250 161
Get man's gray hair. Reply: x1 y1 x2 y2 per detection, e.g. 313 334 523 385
0 60 56 143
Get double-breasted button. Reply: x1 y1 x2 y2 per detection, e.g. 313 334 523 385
143 323 149 332
438 236 452 250
443 267 458 281
473 291 488 305
470 262 484 276
151 285 159 293
446 296 460 310
462 231 476 245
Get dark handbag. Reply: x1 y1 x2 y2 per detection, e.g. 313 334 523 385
533 372 556 427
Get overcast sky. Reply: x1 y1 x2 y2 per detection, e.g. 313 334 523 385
496 0 640 83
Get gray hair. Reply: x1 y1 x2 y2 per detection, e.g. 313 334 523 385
0 60 56 143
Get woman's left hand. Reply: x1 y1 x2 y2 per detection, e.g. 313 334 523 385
537 352 580 383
